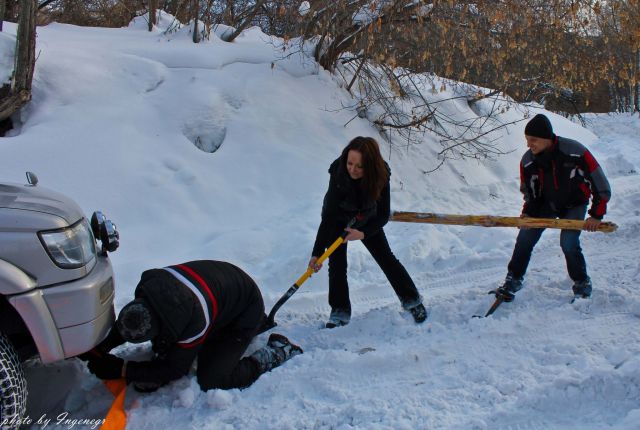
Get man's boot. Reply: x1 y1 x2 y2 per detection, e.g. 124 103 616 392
133 381 164 393
572 277 592 299
495 273 523 302
250 333 303 373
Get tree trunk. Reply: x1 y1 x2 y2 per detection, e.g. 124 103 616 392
0 0 5 32
14 0 36 93
149 0 157 32
0 0 35 122
635 48 640 112
0 90 30 120
389 211 618 233
192 0 199 43
222 0 265 43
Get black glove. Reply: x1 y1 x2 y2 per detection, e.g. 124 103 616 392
78 327 126 362
87 354 124 380
77 347 105 362
96 327 126 353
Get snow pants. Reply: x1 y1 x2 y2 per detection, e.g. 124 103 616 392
507 204 589 282
196 294 265 390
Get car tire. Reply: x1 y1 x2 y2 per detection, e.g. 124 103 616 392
0 333 27 427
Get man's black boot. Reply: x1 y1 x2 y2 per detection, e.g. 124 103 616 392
495 273 523 302
572 277 592 299
251 334 303 373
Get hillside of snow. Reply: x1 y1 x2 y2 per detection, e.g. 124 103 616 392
1 14 639 430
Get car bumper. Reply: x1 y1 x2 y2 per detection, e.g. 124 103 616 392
9 255 116 364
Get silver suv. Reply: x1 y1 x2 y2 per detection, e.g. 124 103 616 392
0 173 118 426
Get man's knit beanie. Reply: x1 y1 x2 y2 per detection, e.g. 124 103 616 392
116 298 159 343
524 114 554 139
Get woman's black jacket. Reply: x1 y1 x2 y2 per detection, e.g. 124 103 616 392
312 158 391 256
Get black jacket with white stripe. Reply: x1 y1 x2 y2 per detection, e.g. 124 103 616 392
125 260 263 385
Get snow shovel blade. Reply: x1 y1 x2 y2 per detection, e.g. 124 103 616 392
481 297 504 317
261 284 300 333
472 291 503 318
263 218 356 330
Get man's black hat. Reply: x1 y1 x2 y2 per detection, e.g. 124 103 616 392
524 114 554 139
116 298 159 343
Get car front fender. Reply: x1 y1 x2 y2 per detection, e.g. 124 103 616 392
0 259 37 295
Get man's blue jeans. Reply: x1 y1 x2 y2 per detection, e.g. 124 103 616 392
507 205 588 282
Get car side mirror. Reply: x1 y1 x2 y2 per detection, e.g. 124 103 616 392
91 211 119 254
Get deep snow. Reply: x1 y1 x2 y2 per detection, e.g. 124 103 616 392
0 14 639 430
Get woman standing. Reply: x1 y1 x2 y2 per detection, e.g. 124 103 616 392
309 136 426 328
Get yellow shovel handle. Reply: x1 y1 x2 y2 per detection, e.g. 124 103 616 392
294 236 345 286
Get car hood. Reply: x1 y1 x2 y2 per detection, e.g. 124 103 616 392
0 182 85 224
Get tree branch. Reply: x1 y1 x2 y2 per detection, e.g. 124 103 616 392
222 0 266 42
38 0 57 10
373 111 434 129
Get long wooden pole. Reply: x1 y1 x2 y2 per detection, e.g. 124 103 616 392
390 211 618 233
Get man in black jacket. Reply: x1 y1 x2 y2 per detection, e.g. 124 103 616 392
496 114 612 302
85 260 302 391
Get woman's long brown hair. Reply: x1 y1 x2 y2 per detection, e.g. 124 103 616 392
340 136 388 202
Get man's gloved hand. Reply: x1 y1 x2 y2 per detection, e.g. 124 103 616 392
77 348 104 362
87 354 124 380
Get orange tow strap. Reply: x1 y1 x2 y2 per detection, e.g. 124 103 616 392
100 379 127 430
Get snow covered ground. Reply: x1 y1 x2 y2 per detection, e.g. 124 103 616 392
1 14 639 430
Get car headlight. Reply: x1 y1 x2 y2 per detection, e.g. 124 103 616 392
39 218 97 268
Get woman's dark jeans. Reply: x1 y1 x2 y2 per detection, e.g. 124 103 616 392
328 227 421 314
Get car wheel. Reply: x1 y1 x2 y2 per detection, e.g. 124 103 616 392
0 333 27 427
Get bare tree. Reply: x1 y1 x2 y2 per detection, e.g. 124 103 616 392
37 1 144 27
292 1 435 71
149 0 157 31
191 0 199 42
0 0 6 31
0 0 36 128
219 0 264 42
597 0 640 112
334 55 518 164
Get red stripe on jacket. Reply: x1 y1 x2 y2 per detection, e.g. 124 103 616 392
593 197 608 218
176 264 219 348
583 150 599 173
